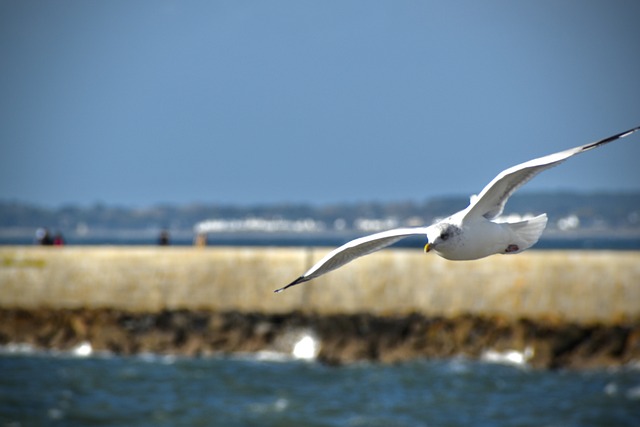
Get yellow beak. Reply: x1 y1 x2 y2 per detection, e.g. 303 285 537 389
424 243 431 253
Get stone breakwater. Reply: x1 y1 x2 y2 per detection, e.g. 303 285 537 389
1 247 639 368
2 247 639 322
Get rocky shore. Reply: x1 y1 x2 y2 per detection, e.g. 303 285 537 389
1 308 638 370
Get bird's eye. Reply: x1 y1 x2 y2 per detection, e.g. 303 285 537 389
441 232 450 241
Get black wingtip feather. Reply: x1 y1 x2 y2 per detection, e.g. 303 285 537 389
582 125 640 151
274 276 308 293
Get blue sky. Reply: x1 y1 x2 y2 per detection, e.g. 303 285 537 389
2 1 639 207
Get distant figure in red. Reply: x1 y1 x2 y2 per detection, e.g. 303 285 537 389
53 232 65 246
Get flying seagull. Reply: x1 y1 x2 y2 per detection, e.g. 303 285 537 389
275 126 640 293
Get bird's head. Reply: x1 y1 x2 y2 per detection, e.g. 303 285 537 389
424 223 461 256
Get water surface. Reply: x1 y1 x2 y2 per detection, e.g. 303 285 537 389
1 350 639 426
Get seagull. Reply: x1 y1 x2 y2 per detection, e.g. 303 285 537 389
275 126 640 293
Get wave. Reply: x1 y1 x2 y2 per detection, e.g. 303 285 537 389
480 346 534 367
0 341 112 359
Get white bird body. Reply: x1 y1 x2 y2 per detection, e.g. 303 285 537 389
425 209 549 261
275 126 639 293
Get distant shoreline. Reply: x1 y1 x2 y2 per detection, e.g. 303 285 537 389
2 192 639 249
1 230 640 250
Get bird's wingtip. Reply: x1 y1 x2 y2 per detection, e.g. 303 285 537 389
274 276 307 293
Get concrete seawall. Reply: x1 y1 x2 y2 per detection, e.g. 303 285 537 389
1 246 639 324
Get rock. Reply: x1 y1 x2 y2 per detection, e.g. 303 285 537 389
0 308 638 369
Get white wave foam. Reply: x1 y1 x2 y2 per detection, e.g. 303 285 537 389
261 328 321 362
481 346 534 366
0 342 117 360
252 351 295 363
0 342 38 355
604 382 618 396
292 335 319 360
605 382 640 400
626 385 640 400
71 341 93 357
248 397 289 414
137 352 178 364
446 356 472 373
234 332 321 363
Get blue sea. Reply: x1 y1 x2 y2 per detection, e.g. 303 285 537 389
2 232 640 250
1 348 639 427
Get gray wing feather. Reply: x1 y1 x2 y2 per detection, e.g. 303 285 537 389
274 227 428 292
465 126 640 220
305 228 422 279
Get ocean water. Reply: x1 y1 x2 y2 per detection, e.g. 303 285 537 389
1 349 639 427
2 232 640 250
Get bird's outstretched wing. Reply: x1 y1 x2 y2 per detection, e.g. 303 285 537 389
465 126 640 220
274 227 429 292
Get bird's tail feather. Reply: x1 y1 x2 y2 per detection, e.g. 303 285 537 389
504 213 548 253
